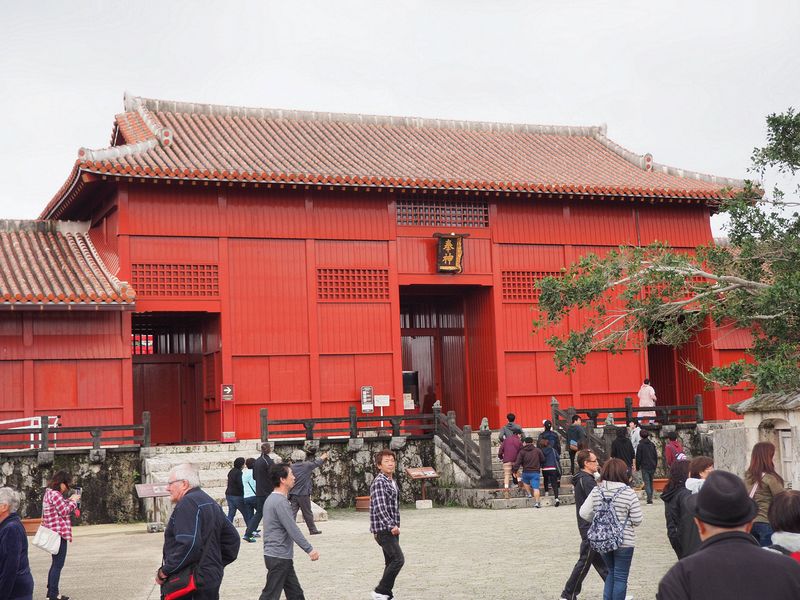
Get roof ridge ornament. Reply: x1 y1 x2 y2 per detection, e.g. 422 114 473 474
123 92 173 149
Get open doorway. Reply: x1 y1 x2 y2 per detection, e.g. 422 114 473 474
400 292 466 419
132 313 220 444
647 344 678 407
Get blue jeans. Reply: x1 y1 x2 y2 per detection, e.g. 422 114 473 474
47 537 68 598
751 522 774 547
601 546 634 600
641 469 654 502
226 495 247 523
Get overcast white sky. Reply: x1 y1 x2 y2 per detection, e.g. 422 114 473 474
2 1 798 235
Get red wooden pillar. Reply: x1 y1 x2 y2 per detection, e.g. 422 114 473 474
217 191 234 439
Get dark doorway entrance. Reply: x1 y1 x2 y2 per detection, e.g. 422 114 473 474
132 313 220 444
647 344 678 407
400 292 467 420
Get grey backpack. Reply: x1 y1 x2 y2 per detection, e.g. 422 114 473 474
587 487 628 553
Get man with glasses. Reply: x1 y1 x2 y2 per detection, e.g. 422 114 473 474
156 463 241 599
560 450 608 600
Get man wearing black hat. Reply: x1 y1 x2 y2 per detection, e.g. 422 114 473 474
657 470 800 599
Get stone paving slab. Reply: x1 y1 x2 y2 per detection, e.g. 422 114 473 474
27 502 677 599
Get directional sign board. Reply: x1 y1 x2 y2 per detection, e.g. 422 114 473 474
135 483 170 498
221 384 235 402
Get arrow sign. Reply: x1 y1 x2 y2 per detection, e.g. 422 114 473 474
221 384 235 402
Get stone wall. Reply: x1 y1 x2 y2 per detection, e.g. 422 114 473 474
0 448 142 524
270 438 436 507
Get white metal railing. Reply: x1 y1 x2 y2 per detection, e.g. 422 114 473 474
0 415 60 449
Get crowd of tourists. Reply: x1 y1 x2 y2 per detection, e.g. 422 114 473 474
2 413 800 599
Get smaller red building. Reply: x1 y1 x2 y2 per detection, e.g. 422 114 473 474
0 220 135 430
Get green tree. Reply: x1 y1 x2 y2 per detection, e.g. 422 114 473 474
536 109 800 393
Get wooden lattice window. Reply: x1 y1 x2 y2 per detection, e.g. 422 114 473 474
317 268 390 301
502 271 562 302
131 263 219 297
396 200 489 228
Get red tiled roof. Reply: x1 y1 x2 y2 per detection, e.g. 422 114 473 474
0 220 135 308
42 93 744 218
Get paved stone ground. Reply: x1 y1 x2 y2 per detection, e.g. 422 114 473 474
28 502 677 599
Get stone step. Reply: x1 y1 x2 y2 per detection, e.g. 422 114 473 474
147 440 264 454
489 494 575 509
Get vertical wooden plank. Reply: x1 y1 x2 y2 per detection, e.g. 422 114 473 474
490 200 508 428
305 194 322 418
388 239 404 416
121 312 134 424
217 190 233 440
23 359 34 417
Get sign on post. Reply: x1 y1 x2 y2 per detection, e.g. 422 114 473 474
221 384 235 402
374 394 390 408
361 386 374 414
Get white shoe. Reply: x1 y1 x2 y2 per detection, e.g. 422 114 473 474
371 592 390 600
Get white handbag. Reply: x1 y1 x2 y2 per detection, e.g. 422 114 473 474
32 524 62 554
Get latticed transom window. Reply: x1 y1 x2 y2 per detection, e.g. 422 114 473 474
317 268 390 301
501 271 563 302
131 264 219 297
396 200 489 228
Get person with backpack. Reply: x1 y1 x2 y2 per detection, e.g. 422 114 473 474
513 437 546 508
766 490 800 562
566 415 587 475
580 458 643 600
633 429 658 504
664 432 686 468
559 450 608 600
538 438 561 507
498 431 523 490
538 420 561 456
744 441 785 546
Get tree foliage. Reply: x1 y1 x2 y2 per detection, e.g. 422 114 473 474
536 110 800 393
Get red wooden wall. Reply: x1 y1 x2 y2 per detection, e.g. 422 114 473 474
50 181 740 442
0 311 132 430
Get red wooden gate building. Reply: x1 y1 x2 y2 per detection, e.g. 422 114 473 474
1 93 753 444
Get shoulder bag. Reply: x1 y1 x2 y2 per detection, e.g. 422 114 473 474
160 516 217 600
32 524 62 554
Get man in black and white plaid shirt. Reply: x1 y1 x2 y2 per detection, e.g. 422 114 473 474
369 449 404 600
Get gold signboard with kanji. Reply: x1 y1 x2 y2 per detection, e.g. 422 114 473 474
435 234 464 274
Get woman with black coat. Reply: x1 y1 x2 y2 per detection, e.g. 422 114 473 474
225 457 246 524
611 427 634 472
661 459 701 558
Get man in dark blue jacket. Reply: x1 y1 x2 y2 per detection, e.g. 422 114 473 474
0 487 34 600
560 450 608 600
157 464 240 599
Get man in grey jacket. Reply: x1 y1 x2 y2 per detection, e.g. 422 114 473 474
289 449 329 535
259 463 320 600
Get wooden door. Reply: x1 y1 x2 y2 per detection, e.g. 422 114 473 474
133 358 183 444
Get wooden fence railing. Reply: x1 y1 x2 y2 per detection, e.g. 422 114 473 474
261 406 498 488
0 412 151 451
551 394 705 463
260 407 436 441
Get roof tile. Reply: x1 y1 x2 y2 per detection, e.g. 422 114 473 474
0 221 135 309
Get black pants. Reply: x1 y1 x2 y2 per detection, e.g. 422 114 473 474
569 449 577 474
259 556 305 600
561 536 608 600
375 531 404 597
162 587 220 600
542 470 560 497
245 496 267 537
290 494 319 533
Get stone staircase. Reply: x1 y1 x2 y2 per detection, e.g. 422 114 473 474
487 439 576 509
141 441 327 526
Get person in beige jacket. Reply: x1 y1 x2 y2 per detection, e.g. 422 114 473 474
744 441 785 546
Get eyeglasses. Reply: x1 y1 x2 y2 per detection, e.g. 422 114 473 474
166 479 186 487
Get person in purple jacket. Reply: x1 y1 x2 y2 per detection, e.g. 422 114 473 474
498 431 523 490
